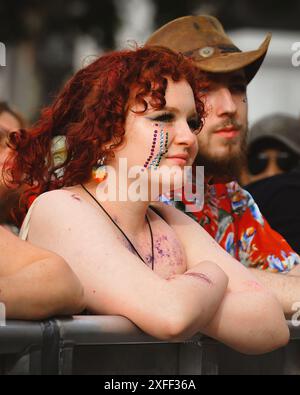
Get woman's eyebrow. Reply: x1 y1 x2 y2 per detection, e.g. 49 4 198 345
163 107 198 118
162 106 179 113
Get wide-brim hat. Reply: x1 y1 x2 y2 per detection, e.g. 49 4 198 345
249 114 300 155
145 15 272 84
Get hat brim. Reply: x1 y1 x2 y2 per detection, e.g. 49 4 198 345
194 34 272 84
250 134 300 156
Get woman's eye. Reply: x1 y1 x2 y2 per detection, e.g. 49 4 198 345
188 118 202 134
231 84 247 94
152 113 174 123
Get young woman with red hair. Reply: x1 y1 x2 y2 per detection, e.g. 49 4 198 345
9 46 289 354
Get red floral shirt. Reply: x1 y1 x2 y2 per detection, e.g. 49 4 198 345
170 181 299 273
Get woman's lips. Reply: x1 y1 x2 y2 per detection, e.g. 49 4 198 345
166 156 188 166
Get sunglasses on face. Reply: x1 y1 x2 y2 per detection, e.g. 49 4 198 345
248 150 300 175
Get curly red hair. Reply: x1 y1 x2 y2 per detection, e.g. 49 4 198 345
8 46 206 221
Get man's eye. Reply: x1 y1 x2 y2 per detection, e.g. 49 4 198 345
188 118 202 135
231 84 247 94
152 112 175 123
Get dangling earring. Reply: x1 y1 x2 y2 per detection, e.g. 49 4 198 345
92 156 107 183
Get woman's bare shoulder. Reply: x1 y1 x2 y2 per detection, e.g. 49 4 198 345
31 189 100 219
28 189 116 242
34 189 87 207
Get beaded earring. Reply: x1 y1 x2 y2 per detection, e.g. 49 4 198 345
92 156 107 183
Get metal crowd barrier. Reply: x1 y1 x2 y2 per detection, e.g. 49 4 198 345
0 321 45 375
0 317 299 375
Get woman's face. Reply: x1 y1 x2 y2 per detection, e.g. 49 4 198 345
111 78 200 194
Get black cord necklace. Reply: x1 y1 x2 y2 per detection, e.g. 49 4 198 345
81 184 155 271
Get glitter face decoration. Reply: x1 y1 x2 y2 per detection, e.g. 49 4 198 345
149 127 169 170
142 124 169 172
142 124 169 171
142 125 158 171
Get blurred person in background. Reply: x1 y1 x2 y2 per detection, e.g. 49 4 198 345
0 225 84 320
0 102 26 231
242 114 300 185
146 15 300 317
0 104 85 319
243 114 300 253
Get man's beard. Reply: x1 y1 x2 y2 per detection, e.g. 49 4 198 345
195 129 248 183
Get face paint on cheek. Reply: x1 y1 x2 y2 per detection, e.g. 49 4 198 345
142 125 158 172
149 126 169 170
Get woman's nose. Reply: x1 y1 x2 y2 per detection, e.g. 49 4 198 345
174 122 197 147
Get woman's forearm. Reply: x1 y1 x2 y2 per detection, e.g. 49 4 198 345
152 261 229 341
200 288 289 355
